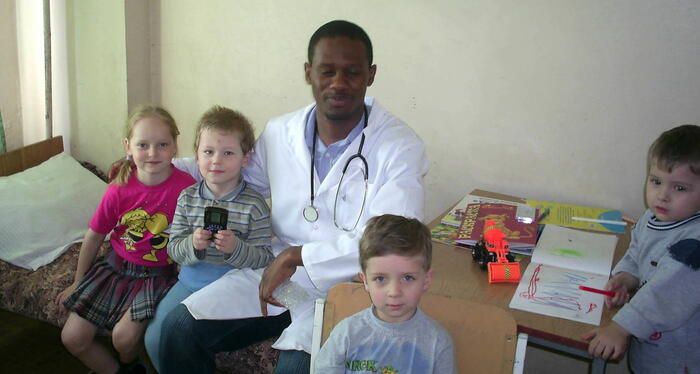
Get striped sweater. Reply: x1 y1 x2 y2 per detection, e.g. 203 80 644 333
168 180 273 272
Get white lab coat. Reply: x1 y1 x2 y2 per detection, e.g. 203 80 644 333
180 97 429 353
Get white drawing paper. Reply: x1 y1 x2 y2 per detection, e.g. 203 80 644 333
509 262 609 325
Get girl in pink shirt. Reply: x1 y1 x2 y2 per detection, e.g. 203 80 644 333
55 105 195 374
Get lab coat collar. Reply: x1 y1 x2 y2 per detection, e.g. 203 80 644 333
285 97 379 147
314 98 386 195
283 97 383 194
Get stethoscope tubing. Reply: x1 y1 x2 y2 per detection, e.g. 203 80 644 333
304 105 369 225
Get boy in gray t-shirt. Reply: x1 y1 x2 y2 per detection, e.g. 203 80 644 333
314 214 456 374
583 125 700 373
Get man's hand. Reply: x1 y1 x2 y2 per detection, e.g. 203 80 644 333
582 322 630 360
213 230 236 254
192 228 212 250
259 246 302 316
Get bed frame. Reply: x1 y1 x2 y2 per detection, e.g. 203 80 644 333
0 136 64 177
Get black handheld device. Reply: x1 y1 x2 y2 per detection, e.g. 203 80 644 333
204 206 228 234
195 206 229 260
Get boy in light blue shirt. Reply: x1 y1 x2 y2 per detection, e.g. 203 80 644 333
315 214 456 374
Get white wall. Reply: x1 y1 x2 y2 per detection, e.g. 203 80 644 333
151 0 699 221
65 0 128 162
0 0 23 151
51 0 72 153
62 0 700 222
16 0 45 146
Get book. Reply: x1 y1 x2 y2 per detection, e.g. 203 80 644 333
525 199 626 234
440 194 531 227
531 225 617 275
508 225 619 325
440 195 479 227
430 223 459 246
455 203 539 249
430 222 534 257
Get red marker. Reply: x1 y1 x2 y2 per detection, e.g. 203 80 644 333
579 286 616 297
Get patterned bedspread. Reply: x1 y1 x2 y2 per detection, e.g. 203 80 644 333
0 242 107 326
0 242 279 373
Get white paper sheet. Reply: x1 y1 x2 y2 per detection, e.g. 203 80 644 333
182 267 287 320
531 225 618 276
509 262 609 325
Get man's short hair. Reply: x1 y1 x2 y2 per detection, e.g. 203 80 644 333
307 20 373 67
648 124 700 175
359 214 432 272
194 105 255 155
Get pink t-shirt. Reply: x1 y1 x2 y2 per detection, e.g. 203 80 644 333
89 166 196 267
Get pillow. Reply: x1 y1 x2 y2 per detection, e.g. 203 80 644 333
0 153 106 270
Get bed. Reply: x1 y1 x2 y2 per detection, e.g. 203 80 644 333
0 136 279 373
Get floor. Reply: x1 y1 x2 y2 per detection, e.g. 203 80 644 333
0 309 156 374
524 344 632 374
1 308 632 374
0 309 89 373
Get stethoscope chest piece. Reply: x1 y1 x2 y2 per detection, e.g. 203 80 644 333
304 104 369 228
303 205 319 222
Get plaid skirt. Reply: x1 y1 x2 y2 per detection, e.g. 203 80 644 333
62 250 177 329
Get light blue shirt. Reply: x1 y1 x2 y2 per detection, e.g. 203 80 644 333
315 307 456 374
305 107 365 182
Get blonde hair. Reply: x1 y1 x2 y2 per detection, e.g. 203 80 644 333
194 105 255 155
113 105 180 185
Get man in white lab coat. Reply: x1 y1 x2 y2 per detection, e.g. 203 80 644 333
158 20 429 374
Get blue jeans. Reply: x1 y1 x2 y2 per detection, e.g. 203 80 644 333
159 303 291 374
145 281 192 373
274 349 311 374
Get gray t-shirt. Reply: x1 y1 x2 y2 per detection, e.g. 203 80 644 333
612 209 700 374
314 306 456 374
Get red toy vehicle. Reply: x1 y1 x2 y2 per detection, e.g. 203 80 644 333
471 220 521 283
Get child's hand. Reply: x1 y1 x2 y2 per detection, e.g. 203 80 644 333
54 281 78 313
192 228 212 250
621 216 637 226
582 322 630 360
604 272 638 308
213 230 237 254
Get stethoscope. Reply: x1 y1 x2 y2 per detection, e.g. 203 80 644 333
303 105 369 231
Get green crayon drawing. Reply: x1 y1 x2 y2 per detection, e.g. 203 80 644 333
548 248 585 258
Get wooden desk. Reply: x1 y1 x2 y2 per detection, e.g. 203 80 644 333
428 189 629 372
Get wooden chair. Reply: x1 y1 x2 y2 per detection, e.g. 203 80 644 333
311 282 520 374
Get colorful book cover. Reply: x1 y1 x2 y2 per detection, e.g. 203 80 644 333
430 223 459 246
440 195 479 227
441 194 530 227
526 200 626 234
455 203 539 248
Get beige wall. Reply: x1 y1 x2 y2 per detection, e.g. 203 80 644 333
51 0 72 153
0 0 22 151
65 0 128 161
59 0 700 222
16 0 46 146
0 0 49 149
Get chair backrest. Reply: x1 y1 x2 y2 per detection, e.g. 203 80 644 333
319 282 518 374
